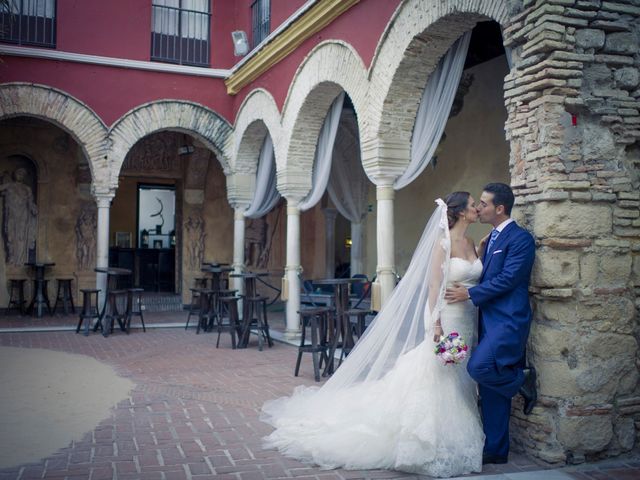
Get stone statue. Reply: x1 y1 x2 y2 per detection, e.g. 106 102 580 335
0 168 38 265
75 205 97 270
185 213 206 270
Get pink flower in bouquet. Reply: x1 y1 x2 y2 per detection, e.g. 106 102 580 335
434 332 469 366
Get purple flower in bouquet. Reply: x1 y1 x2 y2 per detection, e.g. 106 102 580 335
434 332 469 365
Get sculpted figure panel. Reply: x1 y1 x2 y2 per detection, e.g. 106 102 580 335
0 168 38 265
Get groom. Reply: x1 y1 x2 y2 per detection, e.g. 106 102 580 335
445 182 536 464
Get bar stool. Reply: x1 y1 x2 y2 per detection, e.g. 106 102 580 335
196 289 215 334
296 307 331 382
102 289 128 337
243 295 273 351
185 288 201 330
345 308 370 340
217 296 240 349
194 276 208 289
77 289 100 336
53 278 75 315
125 288 146 332
7 278 27 315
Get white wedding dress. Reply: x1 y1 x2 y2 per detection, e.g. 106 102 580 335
262 257 485 478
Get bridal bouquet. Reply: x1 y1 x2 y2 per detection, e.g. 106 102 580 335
434 332 469 365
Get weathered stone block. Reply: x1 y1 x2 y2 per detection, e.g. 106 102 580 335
534 202 612 238
614 68 640 90
533 249 580 287
614 417 636 451
576 29 605 49
604 32 639 55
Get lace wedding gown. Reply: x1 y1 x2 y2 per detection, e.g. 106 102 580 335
262 257 485 478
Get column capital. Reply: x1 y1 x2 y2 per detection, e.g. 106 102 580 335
360 136 408 185
376 184 395 200
226 172 256 207
92 188 115 208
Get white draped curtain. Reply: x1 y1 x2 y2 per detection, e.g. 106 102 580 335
244 135 281 219
394 31 472 190
298 92 345 212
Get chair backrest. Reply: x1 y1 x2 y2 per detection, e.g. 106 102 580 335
350 274 369 298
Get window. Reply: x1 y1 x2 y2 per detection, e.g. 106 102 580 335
0 0 56 48
251 0 269 48
151 0 210 67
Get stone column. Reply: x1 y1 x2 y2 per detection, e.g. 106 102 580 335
350 220 364 276
284 198 302 339
376 184 395 306
232 206 247 297
323 208 337 277
95 193 113 307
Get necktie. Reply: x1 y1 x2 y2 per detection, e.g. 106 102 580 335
486 229 500 257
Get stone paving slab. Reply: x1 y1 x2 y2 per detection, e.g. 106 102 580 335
0 328 637 480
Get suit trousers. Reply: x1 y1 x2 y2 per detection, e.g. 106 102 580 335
467 330 525 457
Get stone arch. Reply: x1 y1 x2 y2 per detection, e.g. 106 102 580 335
364 0 510 179
0 83 108 184
279 41 368 197
108 100 232 189
231 88 282 175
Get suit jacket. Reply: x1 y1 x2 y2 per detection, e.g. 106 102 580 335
468 221 535 372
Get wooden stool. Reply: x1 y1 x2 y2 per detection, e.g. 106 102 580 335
185 287 201 330
345 308 370 340
53 278 75 315
7 278 27 315
195 289 215 334
77 289 100 336
217 296 240 349
125 288 146 332
243 296 273 351
296 307 331 381
102 289 128 337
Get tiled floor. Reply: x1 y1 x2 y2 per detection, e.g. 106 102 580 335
0 315 638 480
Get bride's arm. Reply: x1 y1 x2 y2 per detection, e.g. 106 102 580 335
428 240 447 342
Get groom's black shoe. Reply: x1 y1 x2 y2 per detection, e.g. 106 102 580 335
482 453 508 465
520 367 537 415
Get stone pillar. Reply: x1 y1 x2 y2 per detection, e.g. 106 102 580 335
376 184 395 306
232 207 246 296
284 199 302 339
500 0 640 463
350 220 364 276
94 193 113 307
323 208 337 277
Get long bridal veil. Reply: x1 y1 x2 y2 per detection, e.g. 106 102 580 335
261 201 455 460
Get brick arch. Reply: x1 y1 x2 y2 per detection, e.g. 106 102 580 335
364 0 510 180
231 88 282 175
108 100 232 189
0 83 108 185
279 41 368 198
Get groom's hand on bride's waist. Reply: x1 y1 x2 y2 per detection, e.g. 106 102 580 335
445 283 470 303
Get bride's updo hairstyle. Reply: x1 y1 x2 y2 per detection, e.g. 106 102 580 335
444 191 470 229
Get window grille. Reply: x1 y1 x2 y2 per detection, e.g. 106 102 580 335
151 0 211 67
0 0 56 48
251 0 269 48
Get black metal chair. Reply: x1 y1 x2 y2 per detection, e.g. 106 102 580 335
217 295 240 349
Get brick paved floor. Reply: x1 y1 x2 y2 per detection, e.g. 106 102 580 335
0 327 638 480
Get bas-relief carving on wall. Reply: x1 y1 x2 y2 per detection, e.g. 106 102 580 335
185 212 206 270
75 204 97 270
0 168 38 266
245 205 282 269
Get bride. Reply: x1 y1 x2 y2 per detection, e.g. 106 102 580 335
261 192 486 478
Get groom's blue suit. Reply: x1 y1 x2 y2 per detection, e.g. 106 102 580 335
467 220 535 458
